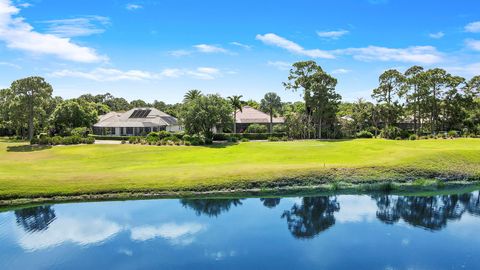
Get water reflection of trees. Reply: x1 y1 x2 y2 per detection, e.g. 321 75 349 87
281 196 340 239
14 205 56 232
372 191 480 231
180 199 244 217
260 198 281 209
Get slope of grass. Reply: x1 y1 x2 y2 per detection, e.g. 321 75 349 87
0 138 479 200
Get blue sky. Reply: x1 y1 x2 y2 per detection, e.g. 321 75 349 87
0 0 479 103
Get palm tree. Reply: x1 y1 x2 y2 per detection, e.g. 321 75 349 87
260 92 282 133
183 89 202 102
228 95 243 133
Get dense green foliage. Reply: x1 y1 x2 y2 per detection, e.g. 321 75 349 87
245 123 268 133
31 135 94 145
180 94 233 140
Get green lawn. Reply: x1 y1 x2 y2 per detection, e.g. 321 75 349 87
0 138 479 199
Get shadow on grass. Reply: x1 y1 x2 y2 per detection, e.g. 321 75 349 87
7 145 52 152
203 142 239 148
318 139 354 143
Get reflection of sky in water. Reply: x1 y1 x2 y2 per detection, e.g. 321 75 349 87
1 192 480 269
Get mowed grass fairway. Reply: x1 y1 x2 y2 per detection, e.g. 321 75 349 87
0 138 479 199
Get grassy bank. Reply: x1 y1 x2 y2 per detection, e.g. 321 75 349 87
0 138 479 204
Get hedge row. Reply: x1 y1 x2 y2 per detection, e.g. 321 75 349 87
213 133 286 141
88 135 127 141
31 135 95 145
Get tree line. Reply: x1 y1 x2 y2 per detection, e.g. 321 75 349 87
1 61 479 140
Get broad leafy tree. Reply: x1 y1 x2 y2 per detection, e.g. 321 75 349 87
49 100 98 135
130 99 149 108
180 94 233 139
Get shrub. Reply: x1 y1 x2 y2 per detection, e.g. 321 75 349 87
240 138 250 142
212 133 230 141
448 130 458 138
356 130 374 138
146 132 160 143
31 135 94 145
380 126 402 140
158 131 171 139
245 124 268 133
212 133 285 141
184 141 192 146
172 132 185 140
121 140 126 144
409 134 418 140
71 127 91 137
90 135 127 141
186 134 205 145
227 136 238 143
273 124 286 133
204 138 213 145
268 136 280 141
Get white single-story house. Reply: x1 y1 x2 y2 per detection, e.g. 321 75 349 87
234 106 284 132
93 108 182 136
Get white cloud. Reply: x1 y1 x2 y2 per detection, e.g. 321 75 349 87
187 67 220 80
196 67 219 74
337 45 443 64
40 16 110 37
465 21 480 33
50 68 161 81
465 39 480 51
0 0 105 63
429 32 445 39
50 66 224 81
445 62 480 76
16 217 121 251
17 2 31 8
0 61 21 69
257 32 443 64
168 49 191 57
230 41 252 50
317 29 349 39
256 33 335 59
194 44 229 54
160 68 183 78
267 60 291 70
126 3 142 10
335 195 377 223
130 223 205 245
331 68 351 74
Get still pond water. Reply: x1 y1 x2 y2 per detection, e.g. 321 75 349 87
1 191 480 270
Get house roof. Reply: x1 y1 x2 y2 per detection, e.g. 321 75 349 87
94 108 178 128
235 106 284 124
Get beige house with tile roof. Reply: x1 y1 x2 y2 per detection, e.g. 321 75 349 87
93 108 182 136
234 106 284 132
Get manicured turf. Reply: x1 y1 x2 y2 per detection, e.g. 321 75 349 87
0 138 479 199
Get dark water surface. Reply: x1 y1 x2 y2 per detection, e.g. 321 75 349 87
1 191 480 269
